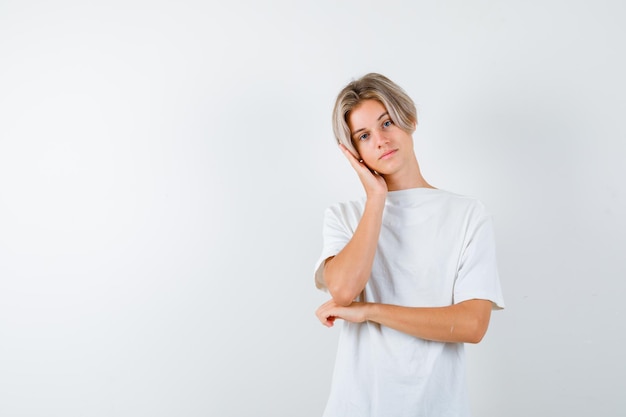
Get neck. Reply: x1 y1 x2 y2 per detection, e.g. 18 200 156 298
382 156 435 191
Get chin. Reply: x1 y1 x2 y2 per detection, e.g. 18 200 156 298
372 165 395 176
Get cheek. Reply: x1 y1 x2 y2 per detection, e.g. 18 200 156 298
357 142 376 158
352 141 363 158
359 151 379 168
354 140 370 156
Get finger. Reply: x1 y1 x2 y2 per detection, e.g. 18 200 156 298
317 310 336 327
339 144 370 173
317 302 340 326
316 305 331 325
339 144 362 165
338 143 359 160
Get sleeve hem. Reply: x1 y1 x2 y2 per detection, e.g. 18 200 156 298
313 248 343 291
454 292 505 310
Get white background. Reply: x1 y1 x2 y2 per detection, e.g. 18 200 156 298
1 1 625 416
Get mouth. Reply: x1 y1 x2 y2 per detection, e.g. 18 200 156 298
379 149 398 160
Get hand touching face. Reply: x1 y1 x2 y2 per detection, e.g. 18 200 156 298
348 99 415 177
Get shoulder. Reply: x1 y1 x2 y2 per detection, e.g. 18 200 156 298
430 189 488 213
429 191 494 235
321 197 366 232
324 197 366 218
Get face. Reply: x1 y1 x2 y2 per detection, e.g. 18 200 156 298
348 99 415 176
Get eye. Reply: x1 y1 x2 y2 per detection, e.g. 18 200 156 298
358 133 369 141
382 119 393 128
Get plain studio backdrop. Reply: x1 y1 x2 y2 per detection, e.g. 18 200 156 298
1 1 625 416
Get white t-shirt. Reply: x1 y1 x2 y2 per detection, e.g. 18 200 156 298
314 188 505 417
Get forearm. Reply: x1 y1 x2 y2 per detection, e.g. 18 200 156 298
364 299 492 344
324 196 385 306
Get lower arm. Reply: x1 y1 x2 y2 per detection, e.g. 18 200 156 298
366 300 492 344
324 197 385 304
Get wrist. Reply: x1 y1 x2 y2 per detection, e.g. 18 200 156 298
363 302 379 322
365 193 386 205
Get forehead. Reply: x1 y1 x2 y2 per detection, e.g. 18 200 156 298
348 99 388 131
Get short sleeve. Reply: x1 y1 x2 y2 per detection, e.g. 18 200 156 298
313 205 354 291
453 204 505 309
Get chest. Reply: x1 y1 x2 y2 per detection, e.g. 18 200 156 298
366 218 466 306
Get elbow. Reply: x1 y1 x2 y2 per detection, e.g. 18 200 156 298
467 329 486 344
458 299 492 344
323 265 362 306
326 281 358 306
466 319 489 344
328 286 356 306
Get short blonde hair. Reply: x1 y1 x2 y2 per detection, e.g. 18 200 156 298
332 73 417 157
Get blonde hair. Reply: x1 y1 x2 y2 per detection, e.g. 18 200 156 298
332 73 417 157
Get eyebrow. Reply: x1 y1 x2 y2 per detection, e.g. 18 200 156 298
351 112 389 138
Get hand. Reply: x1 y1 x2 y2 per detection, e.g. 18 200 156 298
339 144 387 199
316 298 369 328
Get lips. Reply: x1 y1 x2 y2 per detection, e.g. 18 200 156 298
379 149 397 160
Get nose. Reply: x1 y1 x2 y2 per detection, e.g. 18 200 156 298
373 130 389 148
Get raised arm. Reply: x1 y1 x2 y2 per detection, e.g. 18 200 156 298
322 144 387 306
